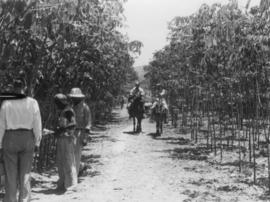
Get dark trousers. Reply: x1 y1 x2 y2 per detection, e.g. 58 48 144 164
3 130 35 202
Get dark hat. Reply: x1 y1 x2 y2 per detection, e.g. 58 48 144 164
54 93 68 105
68 88 85 98
13 79 24 89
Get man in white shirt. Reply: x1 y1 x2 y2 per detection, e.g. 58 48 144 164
152 83 168 111
0 79 42 202
129 81 145 99
151 83 169 124
127 81 145 116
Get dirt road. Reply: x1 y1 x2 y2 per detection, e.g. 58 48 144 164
31 106 268 202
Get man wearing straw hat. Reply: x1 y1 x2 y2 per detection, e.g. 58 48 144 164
0 79 42 202
68 88 91 176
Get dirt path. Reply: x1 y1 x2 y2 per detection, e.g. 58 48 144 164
31 106 268 202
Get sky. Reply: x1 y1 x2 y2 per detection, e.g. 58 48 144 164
122 0 260 67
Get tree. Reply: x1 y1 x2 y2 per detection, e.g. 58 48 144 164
0 0 142 124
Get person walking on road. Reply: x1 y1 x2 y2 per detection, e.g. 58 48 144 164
54 94 77 192
68 88 91 176
0 79 42 202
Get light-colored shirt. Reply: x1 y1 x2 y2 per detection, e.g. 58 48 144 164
73 102 91 130
0 97 42 148
151 98 168 110
160 89 166 97
154 89 166 98
129 87 145 97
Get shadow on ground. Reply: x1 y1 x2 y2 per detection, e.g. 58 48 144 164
108 116 126 124
81 154 101 164
259 191 270 201
91 125 107 131
89 135 117 143
79 170 101 181
219 160 252 168
123 131 140 135
146 132 159 138
155 136 190 145
155 146 211 161
96 112 128 125
32 187 65 196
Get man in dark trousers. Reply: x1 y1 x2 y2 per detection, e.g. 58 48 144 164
0 79 42 202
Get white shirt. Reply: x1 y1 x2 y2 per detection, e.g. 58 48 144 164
129 87 145 96
0 97 42 148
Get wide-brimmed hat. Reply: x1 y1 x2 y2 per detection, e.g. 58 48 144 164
68 88 85 98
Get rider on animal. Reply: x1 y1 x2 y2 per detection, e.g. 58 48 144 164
151 83 168 111
150 83 169 135
128 81 145 115
127 81 145 132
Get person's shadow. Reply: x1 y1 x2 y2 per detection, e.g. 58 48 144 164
32 187 66 196
146 132 160 139
123 131 140 135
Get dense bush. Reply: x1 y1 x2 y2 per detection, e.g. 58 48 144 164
0 0 142 125
145 0 270 119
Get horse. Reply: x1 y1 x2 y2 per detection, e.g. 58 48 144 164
152 98 167 136
128 95 144 133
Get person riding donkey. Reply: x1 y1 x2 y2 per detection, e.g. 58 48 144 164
127 81 145 116
151 83 168 116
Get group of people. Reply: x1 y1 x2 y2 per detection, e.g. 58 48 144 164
0 79 167 202
128 81 168 110
54 88 91 192
0 79 91 202
127 81 168 120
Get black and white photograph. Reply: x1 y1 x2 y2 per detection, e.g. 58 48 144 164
1 0 270 201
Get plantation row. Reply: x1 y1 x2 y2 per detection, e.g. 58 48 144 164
0 0 140 171
0 0 140 125
145 0 270 190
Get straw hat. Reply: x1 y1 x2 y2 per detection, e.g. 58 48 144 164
68 88 85 98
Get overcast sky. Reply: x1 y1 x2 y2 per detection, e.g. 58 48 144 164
122 0 260 67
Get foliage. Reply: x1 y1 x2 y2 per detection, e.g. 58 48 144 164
145 0 270 118
0 0 141 125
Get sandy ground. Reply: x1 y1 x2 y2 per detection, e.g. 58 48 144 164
4 106 270 202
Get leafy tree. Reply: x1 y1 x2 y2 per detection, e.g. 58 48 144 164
0 0 141 125
146 0 270 119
